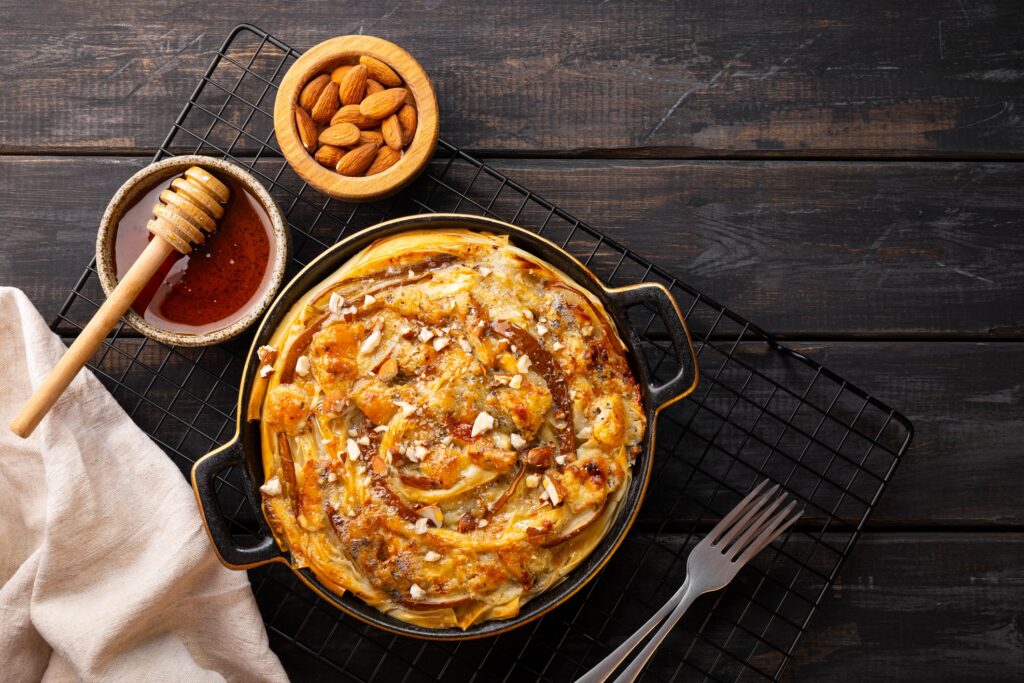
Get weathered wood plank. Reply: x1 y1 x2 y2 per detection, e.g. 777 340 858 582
4 156 1021 337
490 159 1024 339
785 342 1023 527
71 335 1024 527
1 1 1022 156
1 157 149 319
785 533 1024 682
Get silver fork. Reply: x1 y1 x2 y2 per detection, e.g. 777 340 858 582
576 480 803 683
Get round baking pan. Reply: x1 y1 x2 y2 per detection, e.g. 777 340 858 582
192 213 699 640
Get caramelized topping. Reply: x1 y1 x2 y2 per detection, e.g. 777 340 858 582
490 320 576 456
259 230 644 631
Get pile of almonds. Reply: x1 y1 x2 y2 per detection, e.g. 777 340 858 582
294 55 417 177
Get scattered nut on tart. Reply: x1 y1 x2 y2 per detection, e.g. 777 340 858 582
257 229 644 629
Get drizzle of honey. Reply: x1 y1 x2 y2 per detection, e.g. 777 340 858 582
114 175 276 336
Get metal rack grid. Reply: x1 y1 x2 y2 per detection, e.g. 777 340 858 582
53 24 912 682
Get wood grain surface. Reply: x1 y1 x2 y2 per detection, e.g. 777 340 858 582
6 157 1021 337
1 1 1022 156
787 533 1024 681
2 3 1022 681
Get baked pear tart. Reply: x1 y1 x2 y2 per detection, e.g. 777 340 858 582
252 229 645 629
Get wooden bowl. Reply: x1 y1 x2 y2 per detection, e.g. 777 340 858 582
274 35 439 202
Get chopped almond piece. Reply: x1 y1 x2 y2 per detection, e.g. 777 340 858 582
524 446 554 468
471 411 495 438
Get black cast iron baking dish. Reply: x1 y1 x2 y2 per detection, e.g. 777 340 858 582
192 213 699 640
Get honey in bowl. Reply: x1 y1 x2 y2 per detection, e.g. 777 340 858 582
114 175 278 336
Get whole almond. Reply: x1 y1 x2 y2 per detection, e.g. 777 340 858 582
294 107 318 153
318 122 360 147
335 143 378 176
330 64 354 83
311 81 340 124
314 144 345 168
397 104 417 145
360 88 407 119
359 55 403 87
377 356 399 382
299 74 330 109
359 128 384 145
331 104 378 129
365 78 385 97
366 146 402 176
381 114 403 150
338 64 367 106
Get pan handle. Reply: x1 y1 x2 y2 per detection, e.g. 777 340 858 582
191 438 280 568
606 283 699 409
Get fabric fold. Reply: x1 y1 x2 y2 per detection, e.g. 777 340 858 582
0 287 288 682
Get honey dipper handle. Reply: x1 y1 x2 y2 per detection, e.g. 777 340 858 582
10 238 177 439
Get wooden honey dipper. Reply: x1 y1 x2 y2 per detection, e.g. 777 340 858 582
10 166 230 438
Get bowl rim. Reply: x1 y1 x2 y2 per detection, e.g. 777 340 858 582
273 35 440 202
192 213 700 640
95 155 290 347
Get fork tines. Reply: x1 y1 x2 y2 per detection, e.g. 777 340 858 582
709 481 803 563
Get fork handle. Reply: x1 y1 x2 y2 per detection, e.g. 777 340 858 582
613 581 702 683
575 577 693 683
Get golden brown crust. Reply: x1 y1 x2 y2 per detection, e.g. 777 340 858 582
258 230 645 629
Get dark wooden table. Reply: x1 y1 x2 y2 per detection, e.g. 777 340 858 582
3 2 1022 680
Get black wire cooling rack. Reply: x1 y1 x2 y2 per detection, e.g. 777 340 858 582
53 24 912 682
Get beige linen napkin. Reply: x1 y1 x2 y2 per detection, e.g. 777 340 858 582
0 287 288 682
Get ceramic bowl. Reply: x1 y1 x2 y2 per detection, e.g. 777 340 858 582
95 155 289 347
